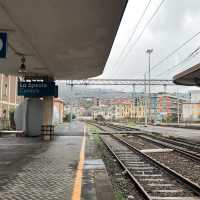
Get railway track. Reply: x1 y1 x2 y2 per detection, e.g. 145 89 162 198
101 134 200 200
101 123 200 162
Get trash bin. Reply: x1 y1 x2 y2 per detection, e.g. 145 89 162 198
41 125 54 140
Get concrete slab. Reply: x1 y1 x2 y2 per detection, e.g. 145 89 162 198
82 131 115 200
55 121 85 136
141 148 173 153
84 159 104 170
135 125 200 142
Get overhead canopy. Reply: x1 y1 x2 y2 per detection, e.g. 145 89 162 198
173 62 200 86
0 0 127 79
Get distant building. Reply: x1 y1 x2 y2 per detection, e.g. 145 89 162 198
182 103 200 122
0 74 23 129
92 105 113 120
91 98 134 121
112 99 133 120
0 74 23 115
189 90 200 103
133 93 186 123
53 98 65 124
155 93 185 121
133 96 145 121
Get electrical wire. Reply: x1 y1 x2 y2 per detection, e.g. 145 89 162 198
154 46 200 78
151 31 200 72
114 0 166 76
111 0 152 75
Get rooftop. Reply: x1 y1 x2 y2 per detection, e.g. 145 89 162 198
173 62 200 86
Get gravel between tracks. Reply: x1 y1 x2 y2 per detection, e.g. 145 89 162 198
121 134 160 150
147 151 200 185
97 135 145 200
120 134 200 185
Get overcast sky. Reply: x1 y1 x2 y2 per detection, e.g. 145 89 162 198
96 0 200 93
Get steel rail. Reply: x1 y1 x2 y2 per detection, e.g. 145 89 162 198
105 123 200 163
91 122 200 164
139 134 200 162
111 133 200 196
92 122 200 195
101 136 152 200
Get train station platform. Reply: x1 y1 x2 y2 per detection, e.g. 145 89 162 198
135 125 200 142
0 121 114 200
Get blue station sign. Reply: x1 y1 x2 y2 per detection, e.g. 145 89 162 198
18 81 58 97
0 32 7 58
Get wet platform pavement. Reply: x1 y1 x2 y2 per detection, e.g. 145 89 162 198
0 121 114 200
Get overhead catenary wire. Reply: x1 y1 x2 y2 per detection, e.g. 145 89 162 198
111 0 152 75
151 31 200 72
114 0 166 76
155 57 191 78
154 46 200 78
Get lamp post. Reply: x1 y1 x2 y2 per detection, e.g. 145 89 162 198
146 48 153 124
144 73 148 126
70 80 73 126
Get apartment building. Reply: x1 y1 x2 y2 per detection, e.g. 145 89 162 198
133 96 145 120
112 99 133 120
133 93 186 122
182 103 200 122
0 74 23 128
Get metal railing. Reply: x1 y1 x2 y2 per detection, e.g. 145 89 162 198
66 79 174 86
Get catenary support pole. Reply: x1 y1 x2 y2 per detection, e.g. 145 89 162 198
70 82 73 124
144 74 148 126
177 89 180 125
132 84 136 123
146 49 153 124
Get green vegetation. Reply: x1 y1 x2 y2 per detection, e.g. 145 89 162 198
127 121 136 127
95 114 105 121
81 100 93 109
87 123 126 200
63 113 76 122
87 124 101 134
115 191 125 200
87 124 102 146
161 115 178 123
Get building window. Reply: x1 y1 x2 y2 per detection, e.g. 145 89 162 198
2 109 6 118
4 84 8 97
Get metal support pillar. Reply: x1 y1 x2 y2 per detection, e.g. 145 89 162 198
146 49 153 124
177 90 180 125
144 74 148 127
132 84 136 122
70 83 73 124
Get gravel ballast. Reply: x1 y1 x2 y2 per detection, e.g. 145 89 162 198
120 134 200 185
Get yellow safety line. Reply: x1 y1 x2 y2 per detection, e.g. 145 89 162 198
71 125 86 200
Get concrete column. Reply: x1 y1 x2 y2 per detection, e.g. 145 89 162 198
42 96 54 140
14 77 17 107
0 74 3 115
42 96 53 125
8 76 11 118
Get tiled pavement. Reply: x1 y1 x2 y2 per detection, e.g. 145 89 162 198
0 135 83 200
0 122 114 200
